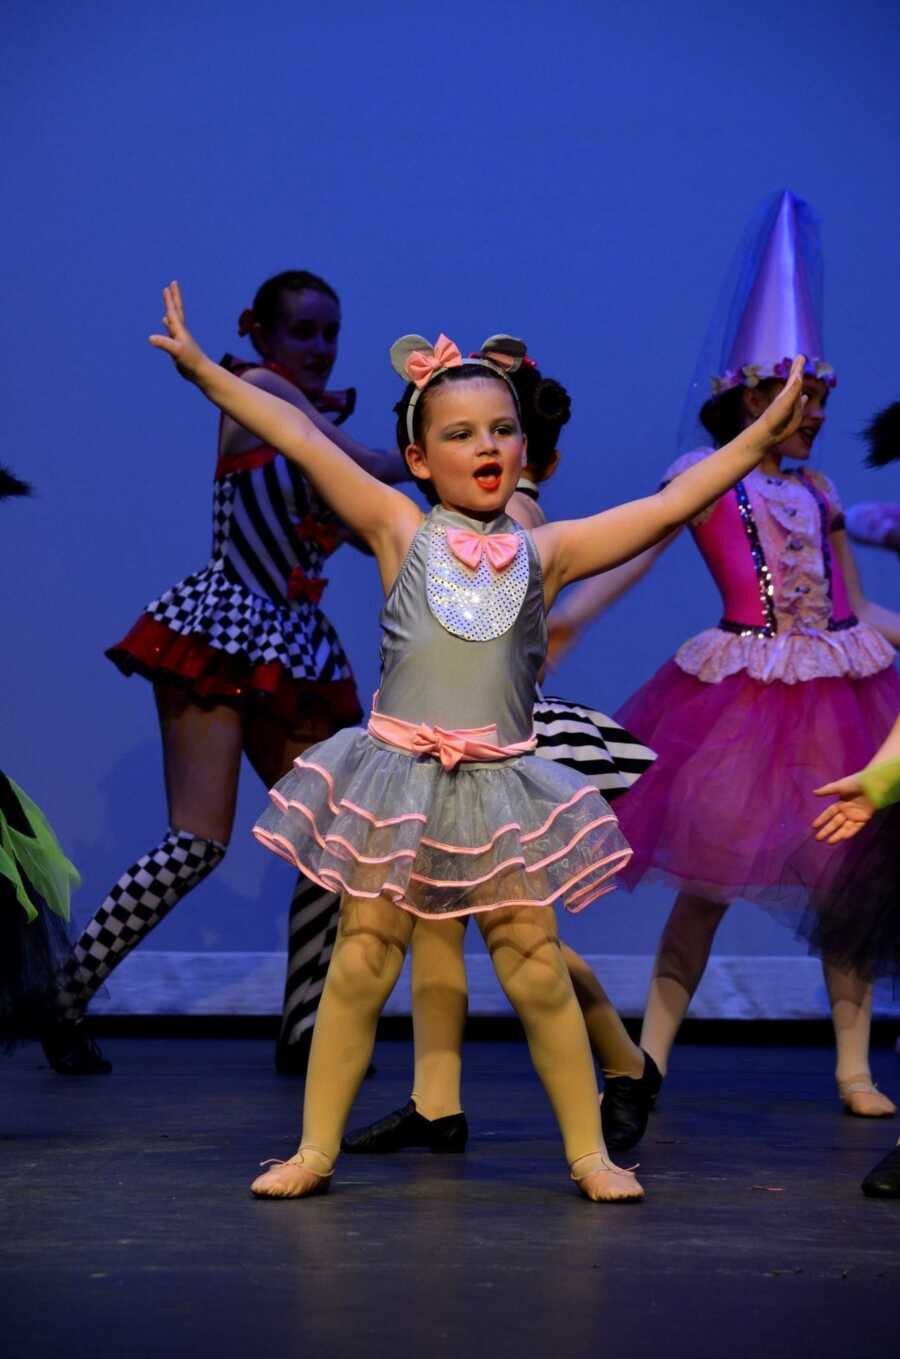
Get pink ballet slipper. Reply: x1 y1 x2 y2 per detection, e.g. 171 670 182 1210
250 1149 334 1199
838 1076 897 1119
569 1152 645 1203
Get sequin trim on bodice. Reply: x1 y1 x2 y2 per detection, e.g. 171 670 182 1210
426 519 529 642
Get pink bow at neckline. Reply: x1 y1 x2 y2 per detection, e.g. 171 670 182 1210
406 334 463 388
446 526 519 573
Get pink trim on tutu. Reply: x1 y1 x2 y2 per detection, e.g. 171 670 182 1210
253 720 633 918
283 760 428 826
266 792 620 885
613 658 900 908
251 824 630 918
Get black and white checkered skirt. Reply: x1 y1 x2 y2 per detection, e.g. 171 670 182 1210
144 562 353 682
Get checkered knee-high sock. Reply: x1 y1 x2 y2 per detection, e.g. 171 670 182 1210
55 829 225 1021
279 878 341 1049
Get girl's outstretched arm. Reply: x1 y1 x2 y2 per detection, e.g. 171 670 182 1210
546 534 678 664
230 366 408 484
534 356 808 601
833 530 900 648
150 283 422 584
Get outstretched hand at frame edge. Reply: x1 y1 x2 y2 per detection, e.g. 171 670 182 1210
811 775 876 844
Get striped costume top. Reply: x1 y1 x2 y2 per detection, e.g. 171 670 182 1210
140 363 356 690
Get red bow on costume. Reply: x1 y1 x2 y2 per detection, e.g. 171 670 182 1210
445 527 519 572
407 335 463 388
287 568 328 605
293 515 341 555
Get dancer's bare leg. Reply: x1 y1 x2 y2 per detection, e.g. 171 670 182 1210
251 894 415 1198
156 684 244 844
825 961 897 1118
479 905 642 1202
410 918 468 1119
560 942 643 1079
639 892 729 1076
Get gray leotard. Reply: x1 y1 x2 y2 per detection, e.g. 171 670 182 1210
377 507 546 744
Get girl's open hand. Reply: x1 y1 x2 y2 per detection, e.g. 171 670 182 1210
753 354 808 447
811 774 876 844
148 281 208 381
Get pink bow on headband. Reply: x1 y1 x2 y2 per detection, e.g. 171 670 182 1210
446 527 519 573
407 334 463 388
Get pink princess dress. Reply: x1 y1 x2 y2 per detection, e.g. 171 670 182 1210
613 450 900 907
253 506 632 918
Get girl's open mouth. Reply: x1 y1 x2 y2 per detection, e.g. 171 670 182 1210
473 462 502 492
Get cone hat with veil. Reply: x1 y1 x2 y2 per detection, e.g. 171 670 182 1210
679 189 836 451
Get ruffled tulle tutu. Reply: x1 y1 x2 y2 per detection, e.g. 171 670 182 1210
793 807 900 981
0 771 78 1042
253 727 633 918
613 659 900 907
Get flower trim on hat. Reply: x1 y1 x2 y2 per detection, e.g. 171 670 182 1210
711 357 836 395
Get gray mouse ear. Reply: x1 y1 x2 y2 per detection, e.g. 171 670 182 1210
478 334 528 373
389 334 433 382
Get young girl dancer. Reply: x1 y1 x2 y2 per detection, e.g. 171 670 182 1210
844 403 900 554
151 280 807 1202
548 191 900 1116
43 271 402 1076
342 353 660 1160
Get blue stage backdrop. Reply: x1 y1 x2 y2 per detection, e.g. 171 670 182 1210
4 1 899 1017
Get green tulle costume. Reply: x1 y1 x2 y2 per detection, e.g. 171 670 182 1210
0 769 79 1038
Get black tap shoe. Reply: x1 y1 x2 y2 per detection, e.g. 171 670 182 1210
861 1143 900 1198
41 1019 112 1075
342 1100 468 1154
601 1050 663 1152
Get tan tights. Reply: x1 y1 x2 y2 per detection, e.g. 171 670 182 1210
299 896 606 1168
640 891 886 1095
408 922 643 1121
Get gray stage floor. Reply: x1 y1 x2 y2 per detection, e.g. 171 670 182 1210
3 1038 899 1359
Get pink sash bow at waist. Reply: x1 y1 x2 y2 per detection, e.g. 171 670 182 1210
367 710 537 771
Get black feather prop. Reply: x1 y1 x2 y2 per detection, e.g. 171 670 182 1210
863 403 900 468
0 464 33 500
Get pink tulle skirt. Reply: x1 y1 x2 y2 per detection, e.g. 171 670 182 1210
613 658 900 908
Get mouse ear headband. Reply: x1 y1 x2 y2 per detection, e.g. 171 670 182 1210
390 333 528 442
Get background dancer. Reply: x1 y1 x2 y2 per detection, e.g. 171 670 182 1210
1 467 80 1047
807 717 900 1195
844 403 900 555
44 270 402 1075
547 191 900 1116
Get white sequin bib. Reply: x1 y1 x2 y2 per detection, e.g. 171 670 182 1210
426 521 529 642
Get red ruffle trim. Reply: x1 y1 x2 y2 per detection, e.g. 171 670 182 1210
106 614 362 733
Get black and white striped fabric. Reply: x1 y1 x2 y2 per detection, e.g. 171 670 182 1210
146 457 353 683
279 878 341 1058
533 696 657 800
